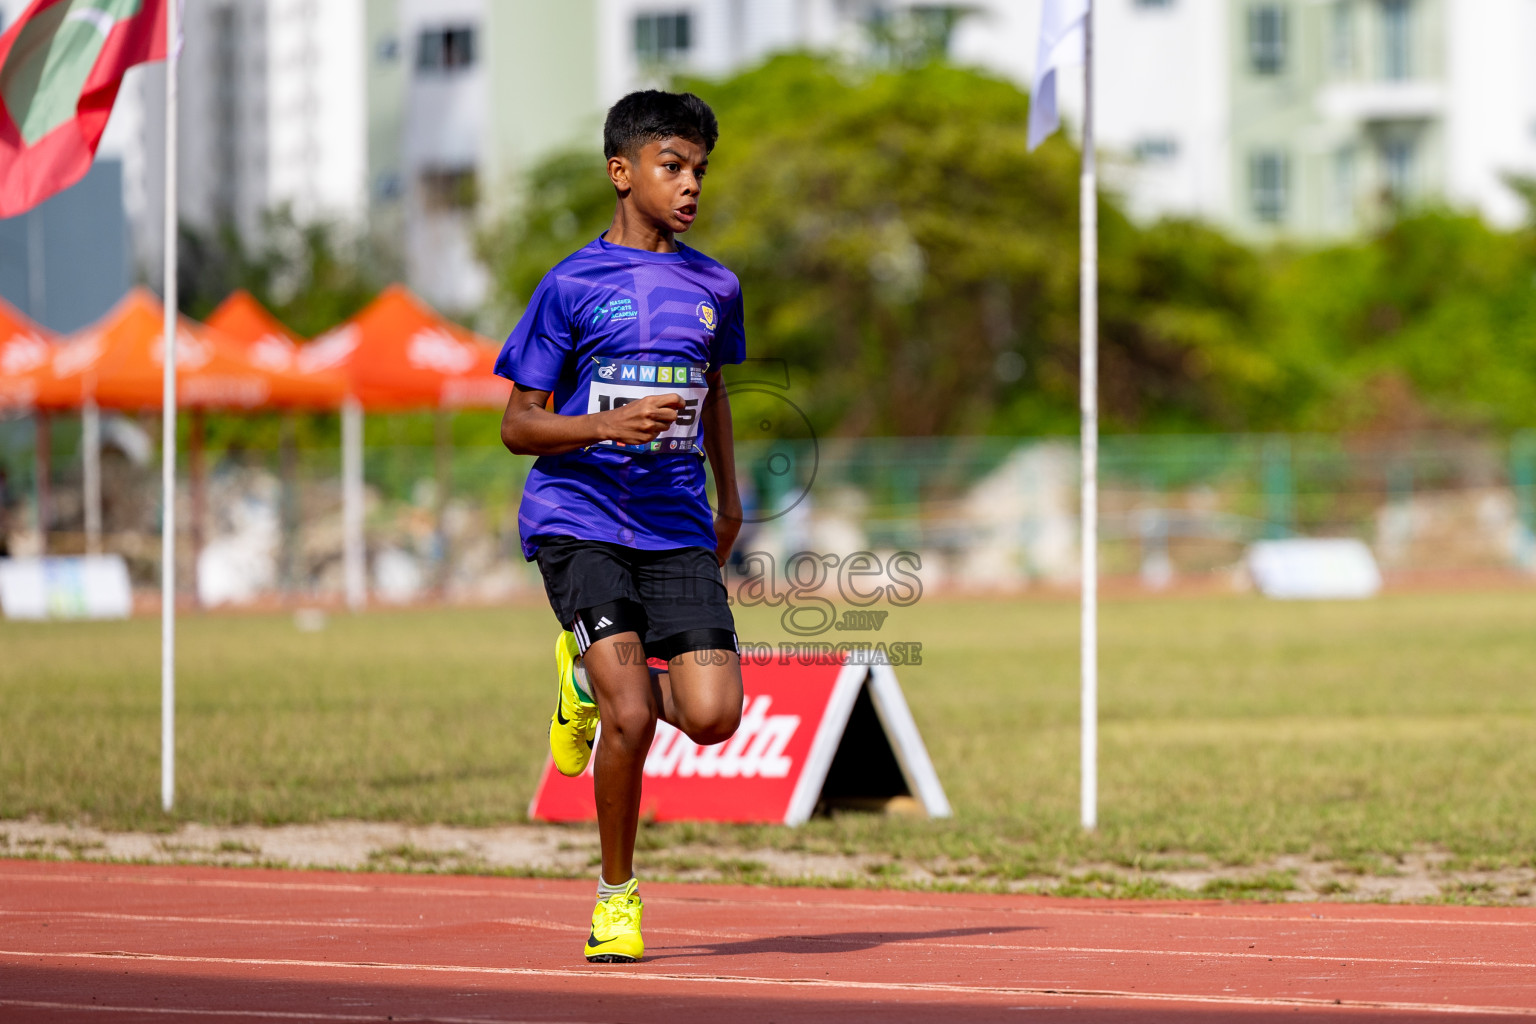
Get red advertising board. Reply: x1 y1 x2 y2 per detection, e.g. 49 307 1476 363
528 654 950 826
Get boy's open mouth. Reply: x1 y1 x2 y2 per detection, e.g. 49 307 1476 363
674 204 697 224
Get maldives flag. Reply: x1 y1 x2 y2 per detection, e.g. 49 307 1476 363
0 0 170 218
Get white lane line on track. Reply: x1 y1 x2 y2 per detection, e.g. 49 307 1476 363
4 869 1534 931
0 910 419 930
2 949 1533 1018
0 908 569 933
8 909 1534 969
0 1000 593 1024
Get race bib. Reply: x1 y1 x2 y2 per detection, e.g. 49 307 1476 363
587 358 709 454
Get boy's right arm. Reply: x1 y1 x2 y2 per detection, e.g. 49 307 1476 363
500 385 686 456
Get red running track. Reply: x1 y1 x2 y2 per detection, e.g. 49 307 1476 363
1 859 1534 1023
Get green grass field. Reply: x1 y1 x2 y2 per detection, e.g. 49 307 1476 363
3 590 1535 891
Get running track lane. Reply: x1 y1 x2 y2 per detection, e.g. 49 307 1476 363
1 860 1533 1022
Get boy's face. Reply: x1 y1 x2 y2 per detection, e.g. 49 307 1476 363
610 135 709 234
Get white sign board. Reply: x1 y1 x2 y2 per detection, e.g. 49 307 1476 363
1247 539 1382 600
0 556 134 620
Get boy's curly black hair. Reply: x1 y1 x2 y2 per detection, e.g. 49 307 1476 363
603 90 719 160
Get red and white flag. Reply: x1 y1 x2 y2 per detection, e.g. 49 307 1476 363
0 0 171 218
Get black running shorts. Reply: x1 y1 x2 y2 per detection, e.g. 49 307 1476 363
533 536 737 662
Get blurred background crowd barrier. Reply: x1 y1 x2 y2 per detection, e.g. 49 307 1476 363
3 420 1532 607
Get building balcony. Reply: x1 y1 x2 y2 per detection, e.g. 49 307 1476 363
1316 80 1444 124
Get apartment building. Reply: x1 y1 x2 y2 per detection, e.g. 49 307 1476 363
11 0 1536 321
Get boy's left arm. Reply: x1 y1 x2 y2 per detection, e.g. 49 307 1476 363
702 369 742 566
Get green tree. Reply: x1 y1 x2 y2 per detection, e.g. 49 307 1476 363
178 206 397 339
1270 209 1536 431
483 55 1280 436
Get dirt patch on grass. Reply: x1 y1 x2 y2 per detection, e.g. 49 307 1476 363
2 819 1531 905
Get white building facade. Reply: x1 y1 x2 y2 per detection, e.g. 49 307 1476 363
11 0 1536 315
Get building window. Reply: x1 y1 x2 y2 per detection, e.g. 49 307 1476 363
376 35 400 62
635 11 692 62
1332 146 1356 224
420 167 479 211
374 174 403 202
1380 0 1412 80
1248 5 1288 75
1381 137 1415 202
1330 2 1354 76
417 26 476 73
1133 136 1180 162
1250 149 1290 223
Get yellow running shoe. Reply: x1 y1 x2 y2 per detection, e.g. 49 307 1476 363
584 879 643 963
549 630 599 777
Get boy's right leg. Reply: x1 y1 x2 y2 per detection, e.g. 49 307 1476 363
579 627 658 887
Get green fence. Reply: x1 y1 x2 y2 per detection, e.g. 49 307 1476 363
4 412 1535 598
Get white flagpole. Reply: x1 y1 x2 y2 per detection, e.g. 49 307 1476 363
1079 0 1099 832
161 0 180 813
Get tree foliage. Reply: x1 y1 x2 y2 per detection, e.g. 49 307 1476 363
179 206 396 339
483 55 1536 436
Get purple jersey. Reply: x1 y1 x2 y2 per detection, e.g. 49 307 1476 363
495 236 746 559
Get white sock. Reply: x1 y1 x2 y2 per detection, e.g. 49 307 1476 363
572 660 594 704
597 875 634 900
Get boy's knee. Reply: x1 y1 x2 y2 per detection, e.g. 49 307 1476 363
602 702 657 752
680 700 741 747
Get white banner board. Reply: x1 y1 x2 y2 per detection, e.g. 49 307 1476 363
0 556 133 620
1247 539 1382 600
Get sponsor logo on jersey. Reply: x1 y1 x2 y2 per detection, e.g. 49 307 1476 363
658 366 673 383
620 364 637 381
696 301 716 331
639 365 657 382
592 297 638 325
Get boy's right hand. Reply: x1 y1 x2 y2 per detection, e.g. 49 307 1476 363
599 392 684 445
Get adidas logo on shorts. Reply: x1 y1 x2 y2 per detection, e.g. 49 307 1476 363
596 616 613 629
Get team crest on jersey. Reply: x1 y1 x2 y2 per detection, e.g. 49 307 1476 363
696 301 716 331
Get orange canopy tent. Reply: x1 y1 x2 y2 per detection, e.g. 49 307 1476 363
35 290 345 568
203 290 314 599
206 289 305 368
299 285 508 609
0 298 64 549
0 296 67 410
301 285 509 410
57 289 346 411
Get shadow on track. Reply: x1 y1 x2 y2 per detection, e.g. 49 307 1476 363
645 924 1037 960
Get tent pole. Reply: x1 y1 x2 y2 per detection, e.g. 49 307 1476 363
189 407 204 606
342 397 365 610
435 408 450 596
34 410 50 555
83 400 102 554
1079 0 1099 832
280 410 299 596
161 0 180 814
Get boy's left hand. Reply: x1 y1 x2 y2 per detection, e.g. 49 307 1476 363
714 512 741 567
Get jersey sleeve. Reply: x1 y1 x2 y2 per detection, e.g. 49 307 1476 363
709 286 747 371
494 274 571 390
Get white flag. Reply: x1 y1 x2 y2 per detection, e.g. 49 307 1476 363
1027 0 1089 151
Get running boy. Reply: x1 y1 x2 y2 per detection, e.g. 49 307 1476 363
495 91 745 964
